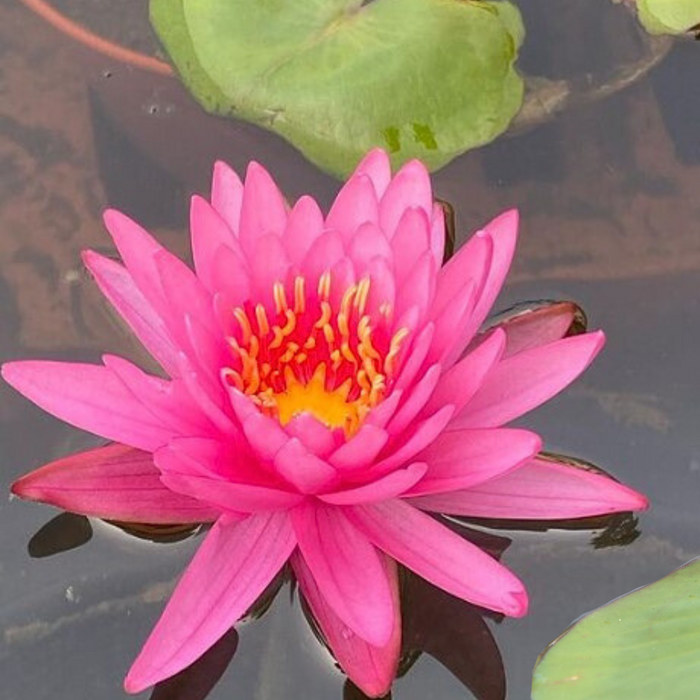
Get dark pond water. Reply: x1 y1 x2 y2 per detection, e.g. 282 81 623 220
1 0 700 698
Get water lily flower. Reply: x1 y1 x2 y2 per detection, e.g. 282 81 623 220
4 149 648 697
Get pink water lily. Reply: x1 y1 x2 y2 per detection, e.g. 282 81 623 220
4 149 648 697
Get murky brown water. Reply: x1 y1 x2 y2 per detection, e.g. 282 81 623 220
1 1 700 698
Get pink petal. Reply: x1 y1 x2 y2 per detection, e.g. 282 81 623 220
2 361 174 452
410 456 649 519
302 231 346 284
291 502 396 647
348 500 528 617
470 210 519 330
209 245 250 308
125 512 295 693
366 390 403 429
292 550 400 698
373 406 454 475
423 329 505 418
429 203 446 265
82 251 180 377
102 355 213 436
379 160 432 237
285 413 338 458
394 250 436 322
249 233 291 305
391 207 431 286
284 195 325 267
348 221 393 278
211 160 244 234
238 161 288 255
364 256 396 317
427 281 477 367
273 439 338 494
326 174 379 246
352 148 392 199
407 428 542 496
190 196 237 292
453 331 606 429
386 364 442 436
395 323 435 391
11 443 219 523
320 463 427 505
329 425 389 471
157 448 302 512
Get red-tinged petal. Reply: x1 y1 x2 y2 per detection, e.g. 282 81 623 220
11 443 219 523
238 161 288 255
352 148 392 199
320 463 427 506
391 207 431 287
284 195 325 266
423 329 506 418
82 251 180 378
2 361 174 452
379 160 432 237
124 512 295 693
348 221 393 278
291 502 396 647
374 406 454 475
453 331 606 429
348 500 528 617
410 456 649 519
327 174 379 246
292 550 400 698
489 303 578 358
407 428 542 496
211 160 243 234
329 425 389 471
190 196 237 292
387 364 441 436
273 439 338 494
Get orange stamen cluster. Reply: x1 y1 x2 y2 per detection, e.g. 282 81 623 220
223 273 408 436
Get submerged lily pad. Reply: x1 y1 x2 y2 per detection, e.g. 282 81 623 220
150 0 524 176
636 0 700 35
532 557 700 700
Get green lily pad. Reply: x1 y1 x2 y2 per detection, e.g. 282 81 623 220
636 0 700 34
150 0 524 176
532 557 700 700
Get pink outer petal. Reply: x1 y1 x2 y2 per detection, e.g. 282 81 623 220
453 331 606 429
352 148 392 199
211 160 244 234
348 500 528 617
1 361 175 452
379 160 432 238
423 329 505 418
82 251 180 378
11 443 219 524
406 428 542 496
292 550 400 699
326 174 379 246
284 195 325 267
125 512 296 693
429 203 446 265
409 456 649 519
238 161 288 254
190 196 236 292
291 502 396 647
320 463 427 505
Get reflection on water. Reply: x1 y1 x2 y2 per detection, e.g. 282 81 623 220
1 0 700 698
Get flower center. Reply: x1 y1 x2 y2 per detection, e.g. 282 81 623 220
223 273 407 436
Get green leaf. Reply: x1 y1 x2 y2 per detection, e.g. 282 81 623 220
150 0 524 176
532 557 700 700
636 0 700 35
